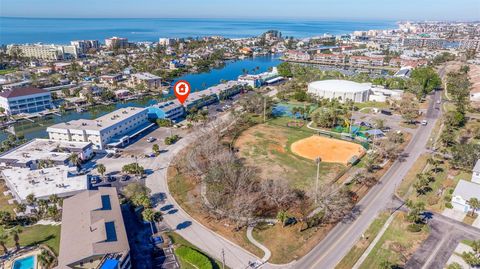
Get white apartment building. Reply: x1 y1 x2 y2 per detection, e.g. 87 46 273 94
129 72 161 89
47 107 152 150
7 44 78 60
71 40 100 53
105 37 129 49
0 87 52 115
159 38 176 46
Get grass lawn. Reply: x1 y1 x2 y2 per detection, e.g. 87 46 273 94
354 101 391 110
236 116 345 191
336 212 390 269
1 225 61 255
358 212 429 269
0 69 15 75
396 154 429 199
252 221 333 264
407 161 464 212
0 181 16 214
167 232 226 269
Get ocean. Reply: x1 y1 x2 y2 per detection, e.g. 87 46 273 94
0 17 397 44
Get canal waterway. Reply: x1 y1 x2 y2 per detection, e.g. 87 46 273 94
0 54 281 141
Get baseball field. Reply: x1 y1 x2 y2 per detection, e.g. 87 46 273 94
291 135 365 164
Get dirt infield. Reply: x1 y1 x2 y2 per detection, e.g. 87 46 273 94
291 135 365 164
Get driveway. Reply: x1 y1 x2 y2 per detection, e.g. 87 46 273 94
442 208 467 222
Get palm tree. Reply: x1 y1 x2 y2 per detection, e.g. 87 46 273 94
26 193 36 210
0 228 9 254
97 164 106 177
15 203 26 215
68 153 81 171
37 249 55 269
48 194 59 206
142 208 156 235
276 210 289 227
9 226 22 251
469 198 480 217
427 157 441 173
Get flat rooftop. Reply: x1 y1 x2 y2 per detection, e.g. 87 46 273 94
0 139 92 166
48 107 148 132
1 165 87 201
184 81 242 106
154 100 182 112
132 72 161 80
59 187 129 268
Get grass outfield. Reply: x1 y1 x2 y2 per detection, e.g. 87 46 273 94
235 116 344 191
1 225 61 255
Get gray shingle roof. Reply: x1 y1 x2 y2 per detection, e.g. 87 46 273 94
453 180 480 201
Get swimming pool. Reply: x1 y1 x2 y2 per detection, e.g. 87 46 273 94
13 255 35 269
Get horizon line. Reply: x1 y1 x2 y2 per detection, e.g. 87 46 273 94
2 15 477 22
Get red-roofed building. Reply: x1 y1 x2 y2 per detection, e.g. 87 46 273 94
313 53 346 64
0 87 52 115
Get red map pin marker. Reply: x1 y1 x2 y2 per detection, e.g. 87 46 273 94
173 80 191 105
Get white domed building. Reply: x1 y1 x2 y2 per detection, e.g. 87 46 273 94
307 80 372 103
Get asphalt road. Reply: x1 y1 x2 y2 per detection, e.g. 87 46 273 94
288 90 442 269
407 212 480 269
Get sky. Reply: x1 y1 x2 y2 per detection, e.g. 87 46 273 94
0 0 479 20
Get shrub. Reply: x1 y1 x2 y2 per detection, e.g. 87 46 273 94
448 188 454 195
407 223 423 233
165 134 180 145
175 246 213 269
156 118 173 127
444 194 452 202
445 202 453 209
427 196 439 206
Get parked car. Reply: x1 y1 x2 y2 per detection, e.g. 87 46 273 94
107 176 117 182
120 175 130 182
113 153 121 159
421 120 428 125
106 153 114 158
90 175 102 184
381 109 392 116
147 137 156 143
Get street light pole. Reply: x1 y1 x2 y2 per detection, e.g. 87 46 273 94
315 157 321 205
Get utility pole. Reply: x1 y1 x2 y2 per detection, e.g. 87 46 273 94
315 157 321 205
221 248 225 269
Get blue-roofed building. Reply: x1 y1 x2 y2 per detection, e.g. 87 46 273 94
363 129 385 138
148 100 185 121
58 187 131 269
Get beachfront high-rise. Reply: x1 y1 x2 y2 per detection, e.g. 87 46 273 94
105 37 129 49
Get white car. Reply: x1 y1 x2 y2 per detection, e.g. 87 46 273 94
421 120 428 125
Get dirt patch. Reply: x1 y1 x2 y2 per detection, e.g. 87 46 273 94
291 135 365 164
